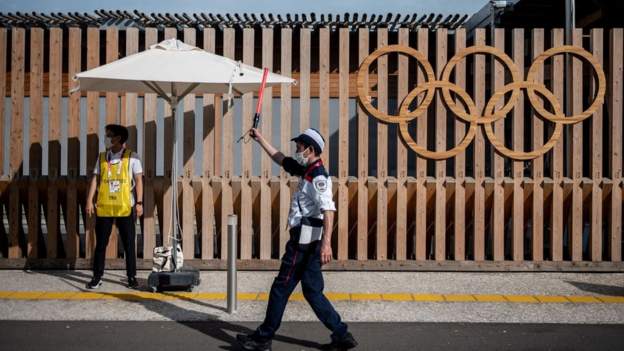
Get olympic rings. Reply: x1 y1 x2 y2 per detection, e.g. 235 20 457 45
399 81 478 160
483 81 563 160
526 45 606 124
357 45 435 124
356 44 606 161
440 46 522 124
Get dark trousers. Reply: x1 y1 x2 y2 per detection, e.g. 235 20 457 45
92 210 137 279
253 226 348 342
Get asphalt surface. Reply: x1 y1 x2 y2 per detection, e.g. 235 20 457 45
1 321 622 351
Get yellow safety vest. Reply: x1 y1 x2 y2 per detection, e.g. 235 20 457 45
96 149 133 217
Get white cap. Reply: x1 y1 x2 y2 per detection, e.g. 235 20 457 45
291 128 325 154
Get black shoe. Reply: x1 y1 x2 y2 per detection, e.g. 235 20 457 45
236 334 272 351
127 277 139 289
322 332 358 351
86 277 102 289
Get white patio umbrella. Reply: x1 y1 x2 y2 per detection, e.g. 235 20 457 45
72 38 295 271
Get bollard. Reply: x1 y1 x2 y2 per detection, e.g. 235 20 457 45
227 214 238 314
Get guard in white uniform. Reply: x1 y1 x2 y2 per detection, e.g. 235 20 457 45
237 128 357 351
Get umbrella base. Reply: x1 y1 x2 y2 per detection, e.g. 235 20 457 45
147 267 200 292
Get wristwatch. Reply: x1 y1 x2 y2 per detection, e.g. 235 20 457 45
136 201 143 205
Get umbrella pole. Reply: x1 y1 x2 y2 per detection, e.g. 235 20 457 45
170 94 179 272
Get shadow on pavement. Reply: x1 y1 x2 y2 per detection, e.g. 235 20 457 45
565 280 624 297
24 269 324 350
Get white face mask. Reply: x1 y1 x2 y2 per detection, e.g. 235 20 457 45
104 137 113 149
293 148 309 167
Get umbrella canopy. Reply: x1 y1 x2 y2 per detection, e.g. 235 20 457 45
72 38 295 98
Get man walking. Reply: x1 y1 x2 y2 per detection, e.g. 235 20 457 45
85 124 143 289
237 128 357 351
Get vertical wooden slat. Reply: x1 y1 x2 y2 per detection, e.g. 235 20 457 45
240 28 254 260
395 28 409 261
28 28 44 258
415 29 428 261
492 28 505 261
570 29 583 261
8 28 25 258
531 29 544 262
181 28 196 259
512 28 525 262
201 27 216 259
85 27 100 259
48 27 62 259
609 28 622 262
220 28 235 259
123 28 139 150
319 27 330 166
435 29 447 261
299 28 311 131
551 28 564 261
376 28 388 261
473 28 486 261
357 28 369 261
260 27 273 259
454 28 466 261
104 27 119 259
589 29 603 262
0 28 6 176
143 28 157 260
162 27 177 252
279 28 292 257
338 28 350 260
66 27 82 259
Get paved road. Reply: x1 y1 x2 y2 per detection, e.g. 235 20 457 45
1 321 622 351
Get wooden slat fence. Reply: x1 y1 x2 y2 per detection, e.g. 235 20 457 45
0 26 622 271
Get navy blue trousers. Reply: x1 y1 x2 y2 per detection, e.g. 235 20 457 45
253 226 348 342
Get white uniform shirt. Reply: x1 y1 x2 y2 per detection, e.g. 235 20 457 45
93 149 143 206
283 158 336 229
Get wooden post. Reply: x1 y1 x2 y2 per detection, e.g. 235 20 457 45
85 27 100 259
142 28 158 260
279 28 293 257
608 28 622 262
221 27 235 260
240 28 254 260
182 28 196 259
473 29 486 261
376 28 388 261
48 27 63 259
67 27 82 259
512 29 525 262
104 27 119 259
357 28 369 261
531 29 544 262
551 29 564 261
395 28 409 261
570 29 583 261
589 29 603 262
454 28 467 261
300 28 311 131
162 27 177 252
338 28 350 260
415 28 428 261
260 27 274 260
319 27 330 166
28 28 44 258
492 28 505 261
201 27 216 260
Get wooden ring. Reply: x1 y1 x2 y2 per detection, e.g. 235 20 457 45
483 81 564 160
526 45 606 124
399 81 478 160
357 45 436 124
440 45 522 124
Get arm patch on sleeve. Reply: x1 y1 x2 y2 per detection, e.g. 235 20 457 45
313 177 328 193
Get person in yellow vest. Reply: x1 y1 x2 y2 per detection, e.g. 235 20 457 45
85 124 143 289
